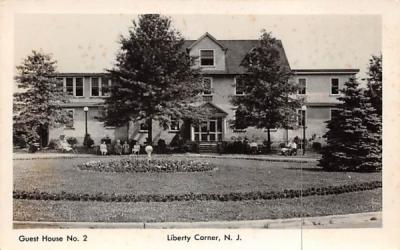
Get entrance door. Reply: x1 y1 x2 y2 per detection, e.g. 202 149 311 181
193 118 223 142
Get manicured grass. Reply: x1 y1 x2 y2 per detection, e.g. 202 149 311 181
13 156 382 222
13 189 381 222
13 156 381 195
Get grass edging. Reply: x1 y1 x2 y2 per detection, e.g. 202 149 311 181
13 181 382 203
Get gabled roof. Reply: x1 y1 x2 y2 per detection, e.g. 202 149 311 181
200 102 228 116
187 32 227 51
183 38 290 74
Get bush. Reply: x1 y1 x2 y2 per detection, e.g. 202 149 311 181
66 137 78 146
13 134 28 148
156 139 167 154
83 134 94 148
48 139 60 149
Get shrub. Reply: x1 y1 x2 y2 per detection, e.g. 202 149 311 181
47 139 60 149
66 137 78 146
83 134 94 148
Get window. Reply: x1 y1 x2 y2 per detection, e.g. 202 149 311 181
330 108 340 120
139 122 148 132
170 118 180 132
102 78 111 96
75 77 84 96
331 78 339 95
91 77 100 96
297 109 306 126
65 109 74 128
66 78 73 95
200 50 214 66
202 77 212 95
235 77 245 95
298 78 306 95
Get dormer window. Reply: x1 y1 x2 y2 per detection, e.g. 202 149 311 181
200 50 214 66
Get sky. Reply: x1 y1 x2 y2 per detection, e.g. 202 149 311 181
14 14 381 80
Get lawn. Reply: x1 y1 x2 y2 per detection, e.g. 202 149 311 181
13 156 382 223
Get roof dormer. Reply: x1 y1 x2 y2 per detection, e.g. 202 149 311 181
187 32 227 71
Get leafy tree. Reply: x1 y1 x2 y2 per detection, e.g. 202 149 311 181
13 50 69 147
319 78 382 172
365 54 382 117
231 31 301 152
104 14 207 145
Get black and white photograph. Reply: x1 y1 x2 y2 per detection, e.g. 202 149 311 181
10 13 383 230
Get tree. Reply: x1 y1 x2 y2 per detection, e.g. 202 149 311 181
104 14 206 145
13 50 69 147
365 54 382 117
319 78 382 172
231 31 301 152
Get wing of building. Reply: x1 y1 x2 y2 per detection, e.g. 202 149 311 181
49 32 359 152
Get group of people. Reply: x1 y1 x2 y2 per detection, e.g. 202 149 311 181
99 140 141 156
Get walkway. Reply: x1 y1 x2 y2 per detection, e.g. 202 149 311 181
13 211 381 229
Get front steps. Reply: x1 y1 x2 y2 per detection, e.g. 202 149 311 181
198 142 218 153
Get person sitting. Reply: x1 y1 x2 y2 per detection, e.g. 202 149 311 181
281 142 290 156
100 141 108 155
289 140 297 156
114 140 122 155
249 140 258 154
281 140 297 156
132 142 140 156
122 141 130 155
60 139 73 153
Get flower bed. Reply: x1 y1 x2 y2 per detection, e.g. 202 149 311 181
76 158 216 173
13 181 382 203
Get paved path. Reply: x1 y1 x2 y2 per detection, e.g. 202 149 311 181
13 211 381 229
13 152 317 163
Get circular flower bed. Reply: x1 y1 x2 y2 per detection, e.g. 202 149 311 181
77 157 216 173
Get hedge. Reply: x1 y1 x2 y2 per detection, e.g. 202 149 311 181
13 181 382 203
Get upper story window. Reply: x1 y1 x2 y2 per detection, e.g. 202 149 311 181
64 77 84 97
66 78 74 96
298 78 306 95
202 77 213 95
75 77 84 97
102 78 111 96
200 50 214 66
234 77 245 95
331 78 339 95
91 77 111 97
91 77 100 97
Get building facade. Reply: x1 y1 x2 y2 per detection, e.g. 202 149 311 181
49 33 359 149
